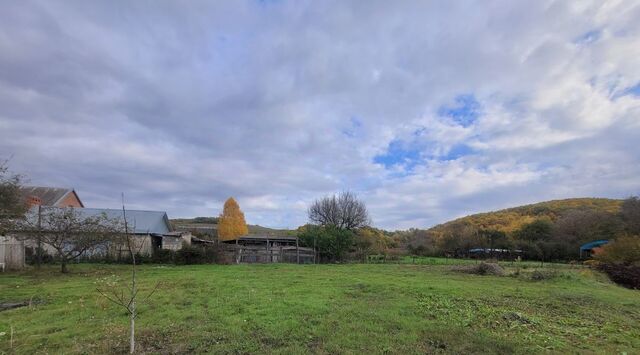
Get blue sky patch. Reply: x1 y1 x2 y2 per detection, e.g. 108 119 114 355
342 116 363 138
574 29 601 44
373 139 421 170
624 82 640 97
438 94 480 127
441 144 474 161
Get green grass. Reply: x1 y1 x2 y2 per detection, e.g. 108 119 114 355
1 262 639 354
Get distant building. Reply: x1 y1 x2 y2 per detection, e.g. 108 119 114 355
19 186 84 208
579 240 609 258
22 207 191 259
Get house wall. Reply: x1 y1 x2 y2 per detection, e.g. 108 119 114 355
108 235 154 259
55 192 83 208
161 236 182 251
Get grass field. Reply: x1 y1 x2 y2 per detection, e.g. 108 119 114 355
1 261 639 354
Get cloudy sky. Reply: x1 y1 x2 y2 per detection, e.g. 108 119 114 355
1 1 639 230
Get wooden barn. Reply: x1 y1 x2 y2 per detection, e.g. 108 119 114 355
222 235 315 264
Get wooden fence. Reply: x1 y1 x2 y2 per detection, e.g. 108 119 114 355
221 244 315 264
0 239 25 271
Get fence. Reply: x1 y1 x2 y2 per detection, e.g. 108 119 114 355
221 244 315 264
0 239 25 271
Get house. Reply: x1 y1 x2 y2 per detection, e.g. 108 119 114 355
76 208 186 257
19 186 84 208
22 207 191 260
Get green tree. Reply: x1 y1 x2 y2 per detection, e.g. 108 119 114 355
298 225 354 262
514 219 553 242
0 161 27 235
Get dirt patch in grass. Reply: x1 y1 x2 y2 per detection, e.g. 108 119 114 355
451 262 505 276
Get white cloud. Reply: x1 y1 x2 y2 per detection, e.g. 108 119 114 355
1 0 639 229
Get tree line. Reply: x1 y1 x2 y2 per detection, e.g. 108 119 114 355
397 197 640 263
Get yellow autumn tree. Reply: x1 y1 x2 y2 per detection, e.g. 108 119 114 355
217 197 249 241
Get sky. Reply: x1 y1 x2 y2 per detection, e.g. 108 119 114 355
1 1 639 230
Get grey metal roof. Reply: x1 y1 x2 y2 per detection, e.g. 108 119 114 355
26 207 172 234
78 208 172 234
19 186 83 207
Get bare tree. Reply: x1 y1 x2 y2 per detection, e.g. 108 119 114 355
97 198 158 354
18 207 117 273
308 191 370 230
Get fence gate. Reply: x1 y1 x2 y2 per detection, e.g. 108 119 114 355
0 240 26 271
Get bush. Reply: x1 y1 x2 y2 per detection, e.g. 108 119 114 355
453 262 505 276
582 259 602 268
174 245 221 264
151 249 175 264
529 270 557 281
597 264 640 289
593 235 640 266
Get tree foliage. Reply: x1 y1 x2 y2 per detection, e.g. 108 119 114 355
429 198 622 235
621 196 640 235
297 224 354 262
594 235 640 266
514 219 553 242
308 191 370 230
217 197 248 241
19 207 121 272
0 161 27 234
353 227 394 260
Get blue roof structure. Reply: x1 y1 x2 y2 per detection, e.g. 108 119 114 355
579 240 609 251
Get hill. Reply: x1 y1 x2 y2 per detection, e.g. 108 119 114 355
428 198 623 234
170 217 294 237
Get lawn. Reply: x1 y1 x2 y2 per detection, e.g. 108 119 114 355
1 262 639 354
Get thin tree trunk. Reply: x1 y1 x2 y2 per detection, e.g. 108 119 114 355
129 246 136 353
36 205 42 269
61 260 68 273
130 308 135 354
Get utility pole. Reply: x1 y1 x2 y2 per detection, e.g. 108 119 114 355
36 205 42 268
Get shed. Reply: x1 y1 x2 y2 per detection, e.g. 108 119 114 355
0 236 25 271
579 239 609 258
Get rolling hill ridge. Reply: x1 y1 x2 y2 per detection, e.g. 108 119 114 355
428 198 623 234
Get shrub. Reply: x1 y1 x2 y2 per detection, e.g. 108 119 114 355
591 235 640 289
453 262 505 276
175 245 205 264
597 264 640 289
582 259 602 268
151 249 175 264
174 245 220 264
593 235 640 266
529 270 557 281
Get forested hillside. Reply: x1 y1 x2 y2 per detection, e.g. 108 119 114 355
429 198 622 234
391 197 637 261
